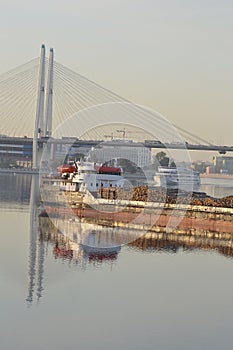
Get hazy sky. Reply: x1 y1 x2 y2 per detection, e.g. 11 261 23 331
0 0 233 158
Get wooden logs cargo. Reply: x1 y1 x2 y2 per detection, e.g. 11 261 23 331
98 186 233 209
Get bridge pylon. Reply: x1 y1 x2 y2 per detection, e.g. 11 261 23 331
44 48 54 138
32 45 54 169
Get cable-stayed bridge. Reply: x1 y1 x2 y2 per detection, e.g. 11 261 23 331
0 45 232 168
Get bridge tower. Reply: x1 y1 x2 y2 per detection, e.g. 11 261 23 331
33 45 45 169
44 48 54 138
32 45 54 169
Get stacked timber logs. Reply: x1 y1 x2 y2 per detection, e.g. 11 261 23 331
98 186 233 209
132 185 149 201
98 187 118 200
190 195 233 208
99 186 172 203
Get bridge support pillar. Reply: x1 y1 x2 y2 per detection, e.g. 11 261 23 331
44 48 54 138
33 45 46 169
33 45 54 169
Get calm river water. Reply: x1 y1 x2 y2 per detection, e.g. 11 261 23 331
0 174 233 350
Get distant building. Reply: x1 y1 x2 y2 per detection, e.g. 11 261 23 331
0 138 32 160
53 142 90 161
88 139 151 168
16 160 32 168
213 156 233 174
205 165 215 174
191 161 211 174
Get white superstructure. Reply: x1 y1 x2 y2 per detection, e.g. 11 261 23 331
60 161 124 193
154 166 200 190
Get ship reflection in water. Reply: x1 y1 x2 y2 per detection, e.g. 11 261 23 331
39 215 122 265
39 215 233 263
28 212 233 304
27 175 233 304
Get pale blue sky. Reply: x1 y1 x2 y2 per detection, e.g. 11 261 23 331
0 0 233 156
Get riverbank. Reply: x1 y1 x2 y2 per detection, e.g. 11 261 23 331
0 167 39 174
200 173 233 180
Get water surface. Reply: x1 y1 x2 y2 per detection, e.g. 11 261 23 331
0 174 233 350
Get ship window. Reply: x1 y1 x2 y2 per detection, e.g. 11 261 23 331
80 170 96 174
96 183 98 187
91 183 93 186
